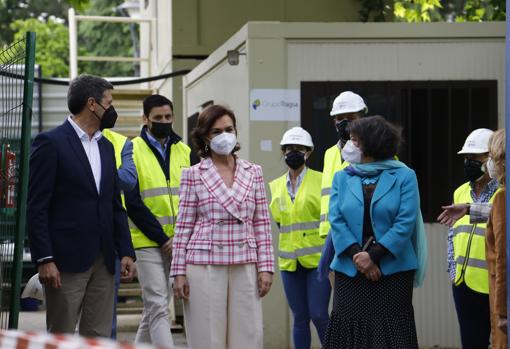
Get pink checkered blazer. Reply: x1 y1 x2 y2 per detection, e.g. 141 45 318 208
170 157 274 276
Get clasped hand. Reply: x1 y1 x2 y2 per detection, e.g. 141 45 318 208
353 251 381 282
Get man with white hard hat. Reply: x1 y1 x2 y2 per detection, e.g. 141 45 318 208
445 128 497 349
319 91 367 239
269 127 330 348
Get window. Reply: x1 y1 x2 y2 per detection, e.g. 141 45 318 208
301 81 498 222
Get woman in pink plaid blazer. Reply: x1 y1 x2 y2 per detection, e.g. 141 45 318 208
171 105 275 349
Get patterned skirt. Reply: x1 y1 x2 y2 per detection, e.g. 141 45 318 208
323 270 418 349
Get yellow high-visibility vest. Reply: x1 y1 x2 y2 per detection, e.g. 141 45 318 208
102 129 128 207
319 144 349 238
453 182 499 294
269 169 324 271
130 137 190 249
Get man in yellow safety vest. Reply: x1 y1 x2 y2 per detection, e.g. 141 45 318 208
125 95 190 347
447 128 498 349
319 91 368 238
317 91 367 282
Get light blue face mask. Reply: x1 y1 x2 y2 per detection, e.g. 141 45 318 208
341 140 362 164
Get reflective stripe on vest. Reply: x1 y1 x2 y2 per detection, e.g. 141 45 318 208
452 181 499 294
140 186 180 199
269 169 324 271
456 255 488 270
319 145 349 238
452 225 486 237
102 129 128 207
279 221 321 234
278 245 324 259
129 215 176 229
130 137 190 249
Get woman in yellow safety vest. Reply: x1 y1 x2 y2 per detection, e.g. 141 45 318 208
269 127 330 349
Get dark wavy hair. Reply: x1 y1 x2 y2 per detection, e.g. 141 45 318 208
191 105 241 158
347 115 402 160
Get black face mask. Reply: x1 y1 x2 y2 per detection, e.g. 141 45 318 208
335 119 351 143
150 121 173 139
285 151 306 170
464 159 485 182
94 103 118 130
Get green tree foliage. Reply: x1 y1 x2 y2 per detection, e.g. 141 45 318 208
0 0 68 47
393 0 444 21
0 0 90 47
359 0 505 22
2 0 136 77
10 18 69 77
78 0 138 77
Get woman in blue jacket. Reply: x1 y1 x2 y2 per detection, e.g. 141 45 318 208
323 115 422 349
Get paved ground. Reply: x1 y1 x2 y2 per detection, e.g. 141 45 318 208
17 310 188 348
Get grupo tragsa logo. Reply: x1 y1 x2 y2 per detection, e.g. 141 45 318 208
252 99 261 110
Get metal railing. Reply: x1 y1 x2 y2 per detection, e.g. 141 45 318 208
68 8 156 79
0 32 36 329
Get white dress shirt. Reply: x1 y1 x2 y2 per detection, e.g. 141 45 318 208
68 116 102 193
286 167 307 202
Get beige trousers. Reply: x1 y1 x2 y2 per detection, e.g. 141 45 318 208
134 248 174 348
45 255 114 337
183 264 263 349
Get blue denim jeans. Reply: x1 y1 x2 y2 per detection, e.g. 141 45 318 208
281 264 331 349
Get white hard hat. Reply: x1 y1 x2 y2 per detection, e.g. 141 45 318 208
458 128 494 154
280 127 314 148
330 91 368 116
21 274 44 301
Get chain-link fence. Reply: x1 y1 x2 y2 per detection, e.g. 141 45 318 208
0 32 36 329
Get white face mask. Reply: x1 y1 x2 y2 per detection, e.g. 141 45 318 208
486 158 498 179
209 132 237 155
341 140 362 164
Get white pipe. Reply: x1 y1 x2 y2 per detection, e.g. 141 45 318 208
68 8 78 79
75 15 154 23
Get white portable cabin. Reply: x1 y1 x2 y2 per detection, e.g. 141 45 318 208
183 21 505 348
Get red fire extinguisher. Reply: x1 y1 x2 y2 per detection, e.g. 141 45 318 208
0 144 16 208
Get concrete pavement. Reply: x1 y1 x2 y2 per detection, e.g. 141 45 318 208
17 310 187 348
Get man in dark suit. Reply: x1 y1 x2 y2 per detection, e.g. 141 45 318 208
27 74 136 337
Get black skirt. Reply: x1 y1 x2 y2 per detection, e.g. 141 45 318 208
323 270 418 349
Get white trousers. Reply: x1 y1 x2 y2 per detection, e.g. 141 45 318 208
184 264 263 349
134 248 174 348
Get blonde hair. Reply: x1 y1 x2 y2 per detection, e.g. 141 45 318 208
489 129 505 186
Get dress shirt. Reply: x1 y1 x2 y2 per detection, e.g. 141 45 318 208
470 202 492 224
146 130 169 159
286 167 307 202
68 116 102 193
118 139 137 192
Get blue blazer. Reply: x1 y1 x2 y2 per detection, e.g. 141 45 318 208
329 166 419 276
27 120 135 274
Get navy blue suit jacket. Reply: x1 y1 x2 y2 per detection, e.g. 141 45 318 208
27 120 135 274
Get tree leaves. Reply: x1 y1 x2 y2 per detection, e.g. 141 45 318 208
392 0 505 22
10 17 69 77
